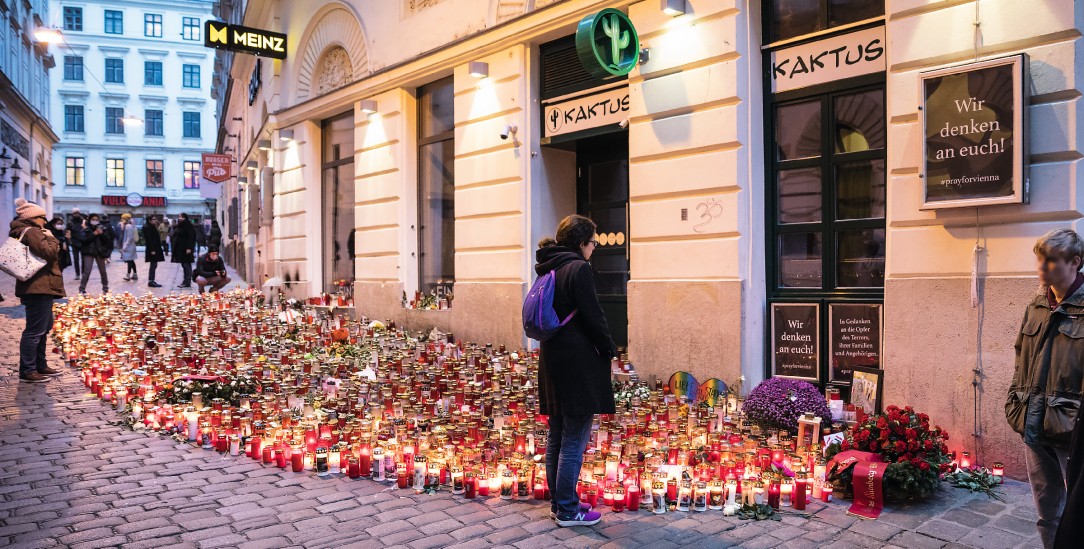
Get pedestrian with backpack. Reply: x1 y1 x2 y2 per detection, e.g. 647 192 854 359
528 214 616 528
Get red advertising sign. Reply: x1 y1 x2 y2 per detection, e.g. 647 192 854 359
202 153 232 183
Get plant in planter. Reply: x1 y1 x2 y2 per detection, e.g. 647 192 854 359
825 405 954 502
742 377 831 433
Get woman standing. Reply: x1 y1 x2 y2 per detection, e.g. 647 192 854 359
535 214 616 527
120 213 138 281
9 198 65 383
47 216 72 273
208 220 223 249
143 216 165 288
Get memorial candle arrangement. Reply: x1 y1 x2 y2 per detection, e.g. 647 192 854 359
53 290 839 516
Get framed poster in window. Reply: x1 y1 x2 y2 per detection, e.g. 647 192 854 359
770 303 819 381
920 54 1028 209
849 366 883 416
829 303 883 382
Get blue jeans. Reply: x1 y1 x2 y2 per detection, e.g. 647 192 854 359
20 295 54 377
546 414 594 518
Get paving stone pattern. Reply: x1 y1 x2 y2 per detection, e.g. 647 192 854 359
0 258 1045 548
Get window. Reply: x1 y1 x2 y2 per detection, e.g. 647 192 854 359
64 105 84 132
146 160 164 188
65 157 85 186
145 109 163 136
63 56 83 81
182 17 200 41
105 107 124 134
182 112 200 138
183 161 201 189
105 58 123 83
106 159 126 187
63 6 82 31
144 13 162 37
417 76 455 295
768 0 884 42
144 61 162 85
104 10 123 34
182 64 200 88
321 112 355 292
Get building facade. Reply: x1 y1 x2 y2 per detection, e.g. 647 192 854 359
212 0 1084 476
49 0 216 223
0 0 59 222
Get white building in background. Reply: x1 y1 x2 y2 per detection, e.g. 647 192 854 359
49 0 217 222
0 0 58 222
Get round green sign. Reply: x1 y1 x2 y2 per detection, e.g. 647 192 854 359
575 8 640 79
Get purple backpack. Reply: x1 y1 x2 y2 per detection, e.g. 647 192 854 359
523 270 577 341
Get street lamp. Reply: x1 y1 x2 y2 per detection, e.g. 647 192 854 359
122 114 144 126
34 27 63 44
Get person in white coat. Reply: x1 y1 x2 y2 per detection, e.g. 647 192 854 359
120 213 138 281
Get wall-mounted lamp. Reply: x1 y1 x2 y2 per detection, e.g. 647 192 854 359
279 129 294 142
257 139 272 151
246 160 258 171
34 27 62 44
468 61 489 79
121 114 143 126
10 159 21 186
359 99 378 114
662 0 686 16
238 176 248 186
639 47 650 64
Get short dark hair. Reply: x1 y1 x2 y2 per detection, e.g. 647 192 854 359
180 213 189 220
538 237 556 249
88 213 100 220
555 215 597 250
208 246 220 253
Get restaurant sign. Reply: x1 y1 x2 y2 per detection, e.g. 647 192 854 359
202 153 232 183
920 55 1028 209
575 8 639 79
204 20 287 60
102 194 166 208
770 26 885 93
543 85 629 138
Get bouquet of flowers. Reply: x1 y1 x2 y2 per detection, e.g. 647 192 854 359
613 380 651 410
165 376 261 407
741 377 830 433
825 405 954 502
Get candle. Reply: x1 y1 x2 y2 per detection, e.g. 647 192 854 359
651 481 666 514
262 446 273 465
708 480 723 510
603 483 615 507
500 469 514 500
315 447 329 477
276 446 288 469
413 456 427 491
249 437 262 460
451 466 464 495
992 462 1004 483
373 447 386 481
767 480 781 510
347 458 361 479
677 480 692 512
465 472 477 498
397 463 409 489
229 436 241 457
358 444 371 478
485 472 499 497
794 477 807 510
626 482 640 513
328 446 342 474
781 479 793 507
960 451 972 469
612 485 626 512
821 484 833 503
693 481 708 512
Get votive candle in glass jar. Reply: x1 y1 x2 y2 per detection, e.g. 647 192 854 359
781 478 793 507
397 463 409 489
465 471 477 498
651 480 666 514
794 477 807 510
677 480 692 511
693 481 708 512
500 469 514 500
291 447 305 472
626 482 640 513
992 462 1004 483
373 447 386 481
413 455 427 491
315 447 330 477
451 466 464 495
229 435 241 457
708 480 724 510
821 483 833 502
612 485 626 512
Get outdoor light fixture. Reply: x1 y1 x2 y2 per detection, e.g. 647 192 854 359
246 160 258 171
257 139 272 151
359 99 378 114
279 129 294 142
468 61 489 79
662 0 686 16
121 114 143 126
639 47 651 64
9 159 20 186
34 26 63 44
238 176 248 186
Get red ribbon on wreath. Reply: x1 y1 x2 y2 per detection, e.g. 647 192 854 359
828 449 886 519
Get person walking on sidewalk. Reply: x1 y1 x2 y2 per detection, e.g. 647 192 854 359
171 213 197 288
47 216 72 273
9 199 65 383
534 215 616 528
78 213 114 294
208 220 223 249
143 216 165 288
67 210 84 279
159 217 170 255
119 213 138 281
1005 228 1084 548
194 247 231 294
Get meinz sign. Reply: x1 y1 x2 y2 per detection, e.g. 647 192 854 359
204 20 287 60
920 55 1028 208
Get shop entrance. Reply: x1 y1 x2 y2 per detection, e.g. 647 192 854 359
576 132 629 346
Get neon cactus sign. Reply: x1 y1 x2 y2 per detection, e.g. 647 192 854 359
575 8 640 79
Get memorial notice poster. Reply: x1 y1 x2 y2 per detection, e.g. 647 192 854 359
771 303 819 381
829 303 883 382
921 55 1027 208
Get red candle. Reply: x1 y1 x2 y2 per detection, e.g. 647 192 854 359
533 484 545 500
305 430 317 452
348 459 361 479
612 489 626 512
291 449 305 472
465 476 477 499
626 484 640 512
262 446 273 464
359 447 372 478
397 464 409 489
794 478 807 510
276 448 288 469
249 437 262 459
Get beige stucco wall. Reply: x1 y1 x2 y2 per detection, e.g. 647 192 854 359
883 0 1084 477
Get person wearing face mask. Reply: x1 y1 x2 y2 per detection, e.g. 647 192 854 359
9 199 65 383
78 213 114 294
119 213 138 281
47 216 72 273
67 210 84 279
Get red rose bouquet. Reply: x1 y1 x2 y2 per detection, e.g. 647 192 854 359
825 405 953 501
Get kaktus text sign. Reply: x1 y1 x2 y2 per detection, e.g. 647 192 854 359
920 55 1027 208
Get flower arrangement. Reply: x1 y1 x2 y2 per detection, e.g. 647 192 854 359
825 405 953 502
741 377 830 433
165 376 260 407
613 380 651 410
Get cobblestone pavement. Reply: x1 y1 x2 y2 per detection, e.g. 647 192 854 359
0 258 1045 548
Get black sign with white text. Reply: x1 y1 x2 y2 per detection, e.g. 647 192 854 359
771 303 819 381
829 303 882 382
